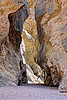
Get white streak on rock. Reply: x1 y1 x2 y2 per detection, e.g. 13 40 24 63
20 39 25 54
22 55 26 64
27 69 44 84
26 64 34 74
23 29 34 41
20 39 26 64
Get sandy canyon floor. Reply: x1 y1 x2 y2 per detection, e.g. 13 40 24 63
0 85 67 100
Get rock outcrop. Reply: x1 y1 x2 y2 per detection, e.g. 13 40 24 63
35 0 67 90
0 0 29 86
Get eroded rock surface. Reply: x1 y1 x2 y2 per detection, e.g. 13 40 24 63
0 0 67 90
35 0 67 90
0 0 29 86
21 0 44 83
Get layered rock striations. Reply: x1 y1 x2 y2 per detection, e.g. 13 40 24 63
0 0 29 86
35 0 67 90
0 0 67 90
21 0 44 83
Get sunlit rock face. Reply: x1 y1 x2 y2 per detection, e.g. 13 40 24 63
20 0 44 84
35 0 67 90
0 0 29 86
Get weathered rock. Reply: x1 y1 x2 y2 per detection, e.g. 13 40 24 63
0 0 29 86
21 0 44 83
0 0 67 89
35 0 67 89
18 60 27 85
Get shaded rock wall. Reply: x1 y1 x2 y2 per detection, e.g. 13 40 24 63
0 0 29 86
35 0 67 89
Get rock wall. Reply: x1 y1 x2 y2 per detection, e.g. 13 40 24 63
21 0 44 83
0 0 29 86
35 0 67 90
0 0 67 90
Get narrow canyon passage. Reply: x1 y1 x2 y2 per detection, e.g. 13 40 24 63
18 1 54 86
19 6 45 84
17 0 67 92
0 0 67 94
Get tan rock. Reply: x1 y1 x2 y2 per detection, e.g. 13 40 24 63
22 9 42 76
35 0 67 88
20 0 44 82
0 0 29 86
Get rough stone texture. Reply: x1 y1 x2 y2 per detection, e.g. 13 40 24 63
21 0 44 83
0 0 67 90
18 61 28 85
35 0 67 90
22 10 41 75
0 0 29 86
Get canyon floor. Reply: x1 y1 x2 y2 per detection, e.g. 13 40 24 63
0 85 67 100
